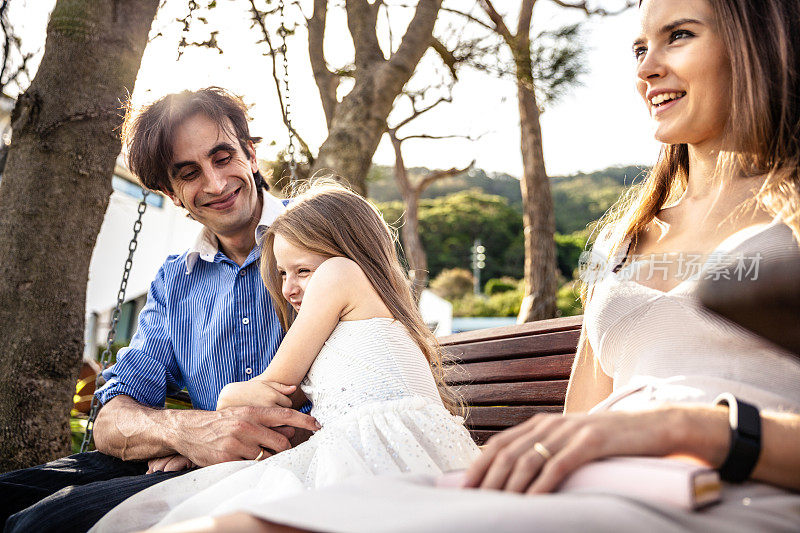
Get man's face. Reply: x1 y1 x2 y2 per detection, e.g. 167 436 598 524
167 113 260 239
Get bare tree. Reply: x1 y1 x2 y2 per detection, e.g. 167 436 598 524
306 0 442 195
387 90 474 297
0 0 159 471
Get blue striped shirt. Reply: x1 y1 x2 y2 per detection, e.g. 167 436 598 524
95 193 307 412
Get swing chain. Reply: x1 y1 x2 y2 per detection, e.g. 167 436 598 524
277 0 298 186
80 190 150 453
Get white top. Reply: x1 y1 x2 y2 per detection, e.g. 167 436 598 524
584 218 800 413
301 318 444 426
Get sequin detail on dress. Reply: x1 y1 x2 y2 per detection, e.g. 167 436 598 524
90 318 480 533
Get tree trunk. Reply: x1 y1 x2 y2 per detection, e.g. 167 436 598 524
401 193 428 296
516 71 558 322
391 134 428 297
0 0 158 471
312 71 389 197
309 0 442 195
514 21 558 322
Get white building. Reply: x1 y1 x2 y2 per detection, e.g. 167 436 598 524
84 165 202 359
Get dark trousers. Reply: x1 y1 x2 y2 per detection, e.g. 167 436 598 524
0 451 189 533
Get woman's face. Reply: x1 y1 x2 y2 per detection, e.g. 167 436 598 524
272 234 328 311
634 0 731 148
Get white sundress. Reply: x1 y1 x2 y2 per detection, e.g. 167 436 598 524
90 318 480 532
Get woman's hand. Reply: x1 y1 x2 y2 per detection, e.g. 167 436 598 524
216 380 296 411
463 407 726 494
147 453 195 474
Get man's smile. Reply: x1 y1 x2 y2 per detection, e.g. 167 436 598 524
203 187 241 210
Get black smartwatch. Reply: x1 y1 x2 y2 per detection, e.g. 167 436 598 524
714 393 761 483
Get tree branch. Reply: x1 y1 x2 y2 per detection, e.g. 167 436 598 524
0 0 33 99
346 0 384 69
417 159 474 194
478 0 514 44
548 0 636 16
397 132 480 142
392 94 451 131
307 0 339 129
389 0 443 78
516 0 535 39
430 37 458 80
395 4 496 33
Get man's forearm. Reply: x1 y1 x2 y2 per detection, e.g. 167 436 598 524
93 395 182 461
93 393 321 466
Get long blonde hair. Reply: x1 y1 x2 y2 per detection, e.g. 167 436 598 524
583 0 800 303
260 181 461 413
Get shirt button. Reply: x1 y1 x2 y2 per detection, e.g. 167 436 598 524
242 317 250 325
239 269 246 277
245 368 253 375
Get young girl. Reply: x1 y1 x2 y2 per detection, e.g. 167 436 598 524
91 182 479 532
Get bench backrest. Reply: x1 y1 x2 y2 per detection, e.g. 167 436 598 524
439 315 582 445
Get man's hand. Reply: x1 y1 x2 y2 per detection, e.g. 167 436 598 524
216 380 295 411
147 454 195 474
173 405 321 467
93 395 321 467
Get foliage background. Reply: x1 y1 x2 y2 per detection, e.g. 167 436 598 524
368 163 642 317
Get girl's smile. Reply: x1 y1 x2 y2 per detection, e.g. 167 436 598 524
273 234 329 311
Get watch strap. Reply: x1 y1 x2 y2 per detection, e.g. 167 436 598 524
714 392 761 483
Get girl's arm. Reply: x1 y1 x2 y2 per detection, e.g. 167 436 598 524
216 258 364 411
254 257 361 386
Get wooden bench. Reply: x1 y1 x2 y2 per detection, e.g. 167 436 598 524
162 315 583 440
440 315 582 445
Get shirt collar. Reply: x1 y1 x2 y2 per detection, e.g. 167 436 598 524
185 190 286 274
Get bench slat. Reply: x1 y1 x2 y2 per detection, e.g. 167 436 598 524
439 316 583 345
457 380 569 405
444 330 581 363
445 354 574 384
469 430 501 446
465 405 562 428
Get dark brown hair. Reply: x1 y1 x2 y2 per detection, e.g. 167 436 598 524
123 87 266 194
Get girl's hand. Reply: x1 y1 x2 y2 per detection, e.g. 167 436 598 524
463 407 719 494
216 380 296 411
147 453 195 474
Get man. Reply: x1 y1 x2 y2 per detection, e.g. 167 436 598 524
0 88 318 532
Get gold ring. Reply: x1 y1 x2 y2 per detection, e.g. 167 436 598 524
532 442 552 461
254 448 265 461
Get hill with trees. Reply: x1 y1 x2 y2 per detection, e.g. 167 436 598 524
368 163 646 235
370 163 647 317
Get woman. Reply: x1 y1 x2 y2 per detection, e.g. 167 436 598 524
140 0 800 530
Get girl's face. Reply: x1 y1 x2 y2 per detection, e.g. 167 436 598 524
273 234 329 311
634 0 731 149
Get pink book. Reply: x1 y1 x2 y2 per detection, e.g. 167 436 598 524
437 456 721 511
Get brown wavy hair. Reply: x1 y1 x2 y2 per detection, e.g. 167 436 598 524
123 87 267 194
260 181 461 414
584 0 800 303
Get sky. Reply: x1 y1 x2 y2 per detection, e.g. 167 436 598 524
13 0 661 178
